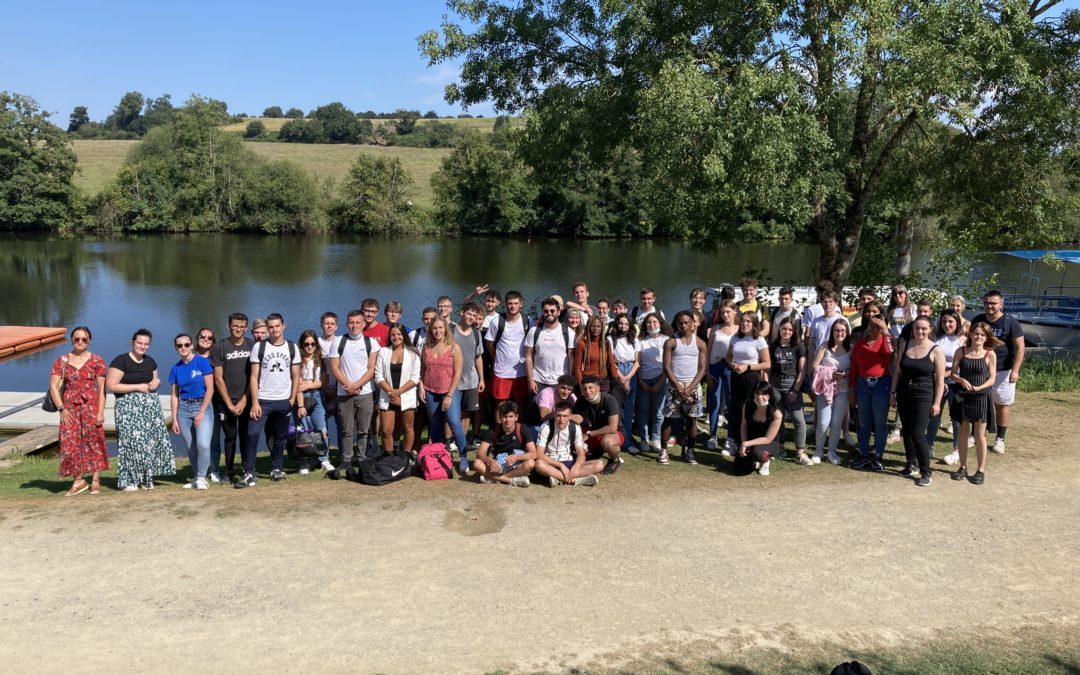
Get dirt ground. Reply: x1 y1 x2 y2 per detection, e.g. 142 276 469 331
2 393 1079 674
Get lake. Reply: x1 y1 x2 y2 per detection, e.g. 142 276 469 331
2 234 1075 392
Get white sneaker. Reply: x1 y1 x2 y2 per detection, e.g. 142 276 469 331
721 438 735 458
992 438 1005 454
447 441 459 453
209 472 221 484
811 452 823 465
548 476 561 487
195 478 209 490
706 437 718 450
479 475 494 484
182 480 196 489
942 451 960 466
758 461 770 476
298 467 310 475
827 450 842 465
510 476 530 488
649 439 662 452
888 428 902 444
967 436 975 448
573 475 599 487
717 415 727 428
321 460 335 472
122 485 139 493
666 437 677 447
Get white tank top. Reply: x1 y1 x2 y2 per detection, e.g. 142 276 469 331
671 336 700 382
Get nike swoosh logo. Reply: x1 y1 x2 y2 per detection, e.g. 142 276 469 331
391 466 405 477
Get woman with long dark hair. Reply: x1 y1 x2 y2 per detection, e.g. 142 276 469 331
48 326 109 496
296 329 333 474
849 301 892 471
769 317 809 465
607 313 640 453
948 322 1001 485
810 319 852 465
375 323 422 455
891 315 946 486
705 300 738 453
725 311 770 458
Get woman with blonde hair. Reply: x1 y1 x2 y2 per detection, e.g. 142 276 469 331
886 285 915 340
421 318 466 470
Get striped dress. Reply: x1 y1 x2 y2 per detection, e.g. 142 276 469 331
958 353 992 423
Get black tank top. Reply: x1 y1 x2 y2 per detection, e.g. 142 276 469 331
743 400 777 441
898 345 936 395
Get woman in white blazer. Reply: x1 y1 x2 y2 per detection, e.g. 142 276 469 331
375 323 422 454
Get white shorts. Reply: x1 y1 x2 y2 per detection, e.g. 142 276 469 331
991 371 1015 406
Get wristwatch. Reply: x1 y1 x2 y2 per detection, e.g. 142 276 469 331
56 406 65 412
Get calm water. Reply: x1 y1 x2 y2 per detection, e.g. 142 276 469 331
2 234 1075 392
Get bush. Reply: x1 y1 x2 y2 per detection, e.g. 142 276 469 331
331 155 419 233
432 131 536 234
387 121 461 148
244 120 266 139
285 107 304 118
263 106 283 118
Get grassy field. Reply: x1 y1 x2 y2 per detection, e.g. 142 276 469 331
72 139 450 209
220 116 504 133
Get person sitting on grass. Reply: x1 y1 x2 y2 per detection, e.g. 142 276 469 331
738 381 784 477
474 401 536 487
570 375 623 475
534 401 601 487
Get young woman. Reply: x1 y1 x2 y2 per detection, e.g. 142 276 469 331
566 309 585 342
107 329 176 492
607 313 641 453
769 317 809 465
738 381 784 477
948 322 1001 485
375 323 422 456
705 300 738 453
661 311 707 465
574 315 618 393
421 317 467 472
295 329 332 474
635 314 672 453
193 326 223 480
886 285 915 340
849 301 892 471
726 312 770 458
929 309 967 465
891 316 947 486
169 333 215 490
48 326 109 496
810 319 852 465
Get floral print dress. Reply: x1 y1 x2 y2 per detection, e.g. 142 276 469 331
50 353 110 477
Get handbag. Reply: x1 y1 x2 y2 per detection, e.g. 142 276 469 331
292 430 325 458
302 393 318 411
41 356 67 412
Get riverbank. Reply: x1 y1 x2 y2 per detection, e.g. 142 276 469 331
2 392 1077 672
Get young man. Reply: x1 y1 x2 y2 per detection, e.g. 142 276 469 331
738 277 765 333
450 302 486 468
802 279 835 344
595 299 611 324
240 313 300 488
525 297 574 395
383 301 408 334
328 309 380 480
769 286 802 343
564 282 596 318
534 401 601 487
808 290 843 354
571 375 623 474
848 287 879 333
211 312 253 484
408 307 436 349
631 288 665 326
360 297 389 348
480 289 502 334
972 289 1025 453
436 295 454 324
473 401 536 487
535 374 577 428
485 290 530 414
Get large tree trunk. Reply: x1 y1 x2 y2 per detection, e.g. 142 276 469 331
894 216 914 275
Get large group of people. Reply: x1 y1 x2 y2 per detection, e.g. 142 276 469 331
47 279 1025 495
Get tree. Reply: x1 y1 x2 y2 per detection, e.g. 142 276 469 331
142 94 175 131
0 92 80 230
244 120 267 139
332 155 417 233
309 102 371 143
263 106 284 118
433 130 536 233
285 107 304 118
105 91 145 132
67 106 89 133
424 110 439 119
421 0 1080 285
392 108 420 135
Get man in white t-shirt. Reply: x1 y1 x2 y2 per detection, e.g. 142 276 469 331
241 312 300 488
328 309 379 480
802 279 834 344
485 290 530 415
533 402 602 486
525 297 574 394
808 290 843 355
632 287 665 326
408 307 436 350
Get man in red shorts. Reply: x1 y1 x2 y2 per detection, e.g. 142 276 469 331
570 375 623 475
484 290 530 418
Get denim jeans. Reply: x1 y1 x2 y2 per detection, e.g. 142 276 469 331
245 398 292 474
815 390 849 455
615 361 638 447
425 389 466 451
779 391 807 449
177 398 213 479
707 360 732 436
635 375 667 444
855 376 891 460
298 390 330 463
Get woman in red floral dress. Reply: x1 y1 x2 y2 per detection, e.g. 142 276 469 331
48 326 109 496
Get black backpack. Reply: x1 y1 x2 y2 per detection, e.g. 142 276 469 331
337 334 374 357
256 338 300 364
530 321 572 351
358 450 413 486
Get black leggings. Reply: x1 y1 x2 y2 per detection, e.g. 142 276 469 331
729 369 762 446
898 387 933 471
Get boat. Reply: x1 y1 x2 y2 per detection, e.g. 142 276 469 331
996 250 1080 352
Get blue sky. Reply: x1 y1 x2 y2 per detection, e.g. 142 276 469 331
1 0 493 123
4 0 1079 125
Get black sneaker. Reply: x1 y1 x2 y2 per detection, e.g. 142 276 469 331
683 448 698 465
870 459 884 472
234 473 256 489
951 466 968 481
916 472 933 487
325 469 341 481
900 463 919 478
851 457 871 470
345 467 359 482
969 470 985 485
603 459 620 475
270 469 286 482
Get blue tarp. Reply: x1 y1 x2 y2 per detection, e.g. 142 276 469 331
1000 250 1080 265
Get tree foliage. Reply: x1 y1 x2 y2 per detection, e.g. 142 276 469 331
262 106 284 118
285 107 304 118
244 120 267 139
67 106 89 133
0 92 80 230
433 129 536 233
331 154 419 233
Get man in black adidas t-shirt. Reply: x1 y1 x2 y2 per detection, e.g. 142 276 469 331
211 312 253 483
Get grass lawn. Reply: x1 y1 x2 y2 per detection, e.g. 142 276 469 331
72 139 449 209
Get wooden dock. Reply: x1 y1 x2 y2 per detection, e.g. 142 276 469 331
0 426 60 457
0 326 67 360
0 392 172 435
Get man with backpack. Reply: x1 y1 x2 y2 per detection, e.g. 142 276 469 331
473 401 536 487
328 309 379 480
534 401 602 487
240 312 300 488
485 290 530 416
631 287 665 327
211 312 253 484
525 297 575 395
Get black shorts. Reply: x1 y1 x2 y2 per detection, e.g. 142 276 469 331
460 388 480 412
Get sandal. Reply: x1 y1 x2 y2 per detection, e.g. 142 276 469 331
65 480 89 497
90 480 101 495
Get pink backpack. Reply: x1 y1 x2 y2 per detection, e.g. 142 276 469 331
417 443 454 480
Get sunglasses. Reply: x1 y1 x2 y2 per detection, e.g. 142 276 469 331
175 342 192 348
198 335 214 341
72 337 89 343
302 341 317 347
